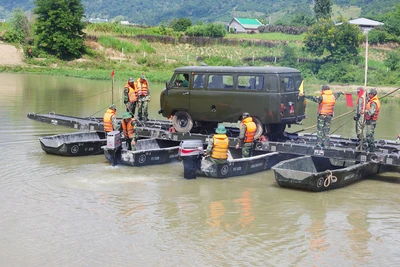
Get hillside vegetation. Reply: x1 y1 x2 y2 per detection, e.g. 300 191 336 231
0 0 399 25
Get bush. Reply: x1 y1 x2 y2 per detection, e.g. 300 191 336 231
316 62 359 83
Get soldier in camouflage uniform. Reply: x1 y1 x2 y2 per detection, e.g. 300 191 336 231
204 124 229 164
235 112 257 157
354 87 366 141
364 88 380 151
303 85 343 148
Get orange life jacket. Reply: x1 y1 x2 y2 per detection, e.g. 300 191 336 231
103 108 116 132
318 90 336 116
121 118 136 139
242 117 257 143
211 134 229 159
125 82 138 102
365 96 380 121
136 79 149 96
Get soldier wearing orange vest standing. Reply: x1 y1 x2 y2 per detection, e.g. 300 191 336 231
121 112 138 151
235 112 257 157
303 85 343 148
364 88 380 151
123 77 138 117
205 124 229 163
136 73 151 121
103 104 118 133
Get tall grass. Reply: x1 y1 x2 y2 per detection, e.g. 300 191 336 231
226 32 305 42
97 36 155 54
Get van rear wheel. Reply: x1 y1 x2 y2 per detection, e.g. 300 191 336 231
252 117 263 139
266 123 286 140
172 111 194 133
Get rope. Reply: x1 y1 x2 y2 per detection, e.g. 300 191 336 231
324 170 338 187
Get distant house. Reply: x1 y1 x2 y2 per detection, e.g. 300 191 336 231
0 19 6 23
89 18 109 24
228 18 263 33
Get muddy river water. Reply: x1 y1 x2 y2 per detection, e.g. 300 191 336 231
0 73 399 266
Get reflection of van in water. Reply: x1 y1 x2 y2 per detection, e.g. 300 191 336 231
159 66 306 138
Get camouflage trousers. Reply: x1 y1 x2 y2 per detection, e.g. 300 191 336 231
137 96 150 121
126 102 137 117
365 121 376 150
242 142 254 158
355 114 365 140
316 115 332 148
206 157 227 164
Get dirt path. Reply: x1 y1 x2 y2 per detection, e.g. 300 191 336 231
0 42 26 66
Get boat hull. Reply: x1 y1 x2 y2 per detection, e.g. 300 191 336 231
272 156 380 192
39 131 106 156
104 139 180 166
196 150 299 178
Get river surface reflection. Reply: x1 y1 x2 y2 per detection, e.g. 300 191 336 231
0 73 399 266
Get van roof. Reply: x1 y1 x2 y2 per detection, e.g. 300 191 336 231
174 66 301 74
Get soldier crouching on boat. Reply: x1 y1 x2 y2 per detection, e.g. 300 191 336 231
121 112 138 151
204 124 229 164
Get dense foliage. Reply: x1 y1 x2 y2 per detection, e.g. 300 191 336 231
34 0 85 59
314 0 333 20
2 8 32 44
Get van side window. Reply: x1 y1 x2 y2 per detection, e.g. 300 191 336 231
266 75 278 91
172 73 189 88
283 77 294 91
208 75 233 90
193 74 204 89
294 76 302 91
238 75 264 90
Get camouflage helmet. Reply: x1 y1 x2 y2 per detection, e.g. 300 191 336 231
122 112 132 119
368 88 377 96
109 104 116 110
242 112 250 119
128 77 134 83
321 85 330 91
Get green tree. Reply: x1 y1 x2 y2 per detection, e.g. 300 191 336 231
382 4 400 37
304 19 361 63
3 8 31 44
34 0 85 59
384 51 400 71
169 18 192 32
314 0 333 20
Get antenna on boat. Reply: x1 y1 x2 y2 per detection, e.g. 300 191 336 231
111 70 115 104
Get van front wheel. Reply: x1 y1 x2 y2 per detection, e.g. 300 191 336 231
172 111 194 133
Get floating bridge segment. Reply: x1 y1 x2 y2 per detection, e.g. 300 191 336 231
27 113 400 169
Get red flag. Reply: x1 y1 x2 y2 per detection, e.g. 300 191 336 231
345 93 353 107
111 70 114 77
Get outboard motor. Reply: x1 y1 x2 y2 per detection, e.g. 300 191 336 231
106 131 122 166
179 140 204 179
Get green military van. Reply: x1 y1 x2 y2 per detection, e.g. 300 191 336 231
159 66 306 137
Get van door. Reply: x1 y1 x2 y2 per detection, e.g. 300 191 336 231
190 74 235 123
280 74 300 124
163 72 190 115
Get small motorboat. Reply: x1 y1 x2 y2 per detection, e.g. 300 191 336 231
103 138 181 166
272 155 380 192
39 131 106 156
178 139 298 179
